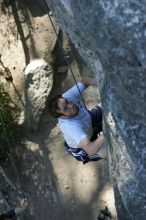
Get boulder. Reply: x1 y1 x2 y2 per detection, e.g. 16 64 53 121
24 59 53 129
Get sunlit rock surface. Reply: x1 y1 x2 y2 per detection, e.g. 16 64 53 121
24 59 53 129
45 1 146 220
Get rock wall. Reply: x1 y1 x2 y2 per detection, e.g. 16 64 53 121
0 0 57 129
44 1 146 220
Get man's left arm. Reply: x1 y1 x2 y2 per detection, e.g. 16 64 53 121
63 77 98 99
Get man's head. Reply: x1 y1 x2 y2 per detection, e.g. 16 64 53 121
48 95 79 118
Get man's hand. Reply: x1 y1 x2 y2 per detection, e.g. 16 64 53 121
15 198 28 215
80 132 107 158
81 77 98 88
20 198 28 209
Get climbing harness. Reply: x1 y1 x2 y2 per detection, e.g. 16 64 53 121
64 141 102 164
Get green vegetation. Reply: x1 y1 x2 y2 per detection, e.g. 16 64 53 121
0 83 15 159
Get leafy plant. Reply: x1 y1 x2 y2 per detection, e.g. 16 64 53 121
0 83 15 159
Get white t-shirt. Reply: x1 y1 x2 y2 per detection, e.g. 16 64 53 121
58 82 93 148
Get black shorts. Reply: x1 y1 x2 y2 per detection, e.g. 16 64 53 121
89 106 102 141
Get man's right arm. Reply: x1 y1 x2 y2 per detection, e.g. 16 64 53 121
80 132 107 158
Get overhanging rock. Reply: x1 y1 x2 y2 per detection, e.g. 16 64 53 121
45 1 146 220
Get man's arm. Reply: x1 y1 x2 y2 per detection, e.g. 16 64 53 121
63 77 97 99
80 132 107 158
81 77 98 89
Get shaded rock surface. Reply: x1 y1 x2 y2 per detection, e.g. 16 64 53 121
45 1 146 220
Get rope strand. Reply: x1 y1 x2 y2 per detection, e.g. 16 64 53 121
41 0 88 110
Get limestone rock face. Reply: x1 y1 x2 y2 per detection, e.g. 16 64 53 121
24 59 53 129
45 1 146 220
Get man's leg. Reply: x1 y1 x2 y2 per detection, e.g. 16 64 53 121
89 106 102 141
90 107 108 159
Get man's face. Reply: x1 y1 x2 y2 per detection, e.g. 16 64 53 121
57 97 79 118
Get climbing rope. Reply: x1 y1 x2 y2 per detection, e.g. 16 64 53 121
41 0 88 110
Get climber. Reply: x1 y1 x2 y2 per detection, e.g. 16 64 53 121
0 199 28 220
48 78 107 164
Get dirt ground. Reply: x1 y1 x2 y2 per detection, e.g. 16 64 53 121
0 1 117 219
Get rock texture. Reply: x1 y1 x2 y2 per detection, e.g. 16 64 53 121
24 59 53 129
45 1 146 220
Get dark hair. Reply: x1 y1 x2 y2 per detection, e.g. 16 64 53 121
0 215 7 220
48 95 63 118
0 208 16 220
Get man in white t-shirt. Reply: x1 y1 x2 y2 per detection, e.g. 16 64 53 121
48 79 107 162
